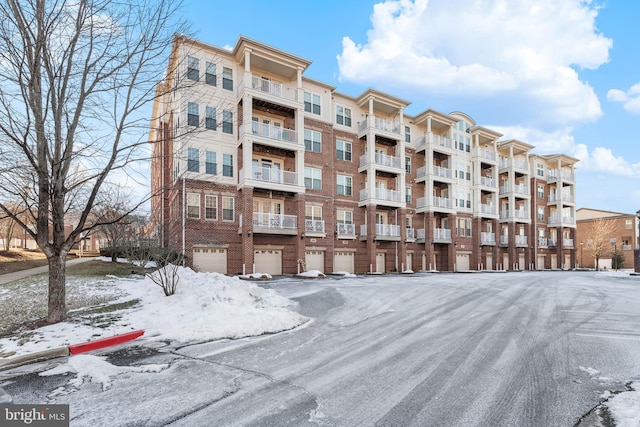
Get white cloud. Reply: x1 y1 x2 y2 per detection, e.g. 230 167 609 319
489 125 576 154
337 0 611 127
575 145 640 177
608 82 640 114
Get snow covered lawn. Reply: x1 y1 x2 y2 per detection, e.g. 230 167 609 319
0 265 308 358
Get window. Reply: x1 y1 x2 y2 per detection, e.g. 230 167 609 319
466 219 472 237
538 207 544 220
222 196 234 221
304 91 321 115
223 154 233 177
205 151 217 175
466 165 471 181
538 184 544 199
187 102 199 127
187 56 199 81
336 140 352 161
626 219 633 229
537 164 544 177
336 105 351 126
187 193 200 219
187 148 199 172
466 193 471 209
304 129 321 152
458 192 465 209
222 110 233 134
337 175 352 196
465 137 470 153
405 156 411 173
222 67 233 91
205 61 216 86
304 167 322 190
405 126 411 143
405 186 412 204
337 210 353 224
205 106 216 130
205 195 217 220
456 218 465 237
306 205 322 221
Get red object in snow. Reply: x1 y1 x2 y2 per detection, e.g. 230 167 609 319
68 330 145 355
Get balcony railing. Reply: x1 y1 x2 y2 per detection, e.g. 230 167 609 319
358 116 401 135
245 167 298 186
252 213 297 230
538 237 548 247
432 134 454 150
563 238 574 247
474 148 496 161
239 76 297 101
480 176 496 187
416 196 455 210
500 235 509 245
515 235 528 246
359 224 401 237
434 228 451 242
305 219 325 234
499 184 529 195
416 228 426 241
548 194 575 203
406 228 415 240
548 169 575 182
500 210 529 220
360 188 402 203
241 122 299 145
433 165 453 179
548 215 575 226
623 244 632 251
416 165 426 179
481 232 496 245
500 159 528 171
359 152 402 170
337 223 356 236
548 240 557 248
479 204 497 215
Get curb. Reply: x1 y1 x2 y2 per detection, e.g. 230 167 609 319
0 330 145 371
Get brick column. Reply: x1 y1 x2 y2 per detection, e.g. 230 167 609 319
367 204 377 272
425 212 435 271
508 222 516 270
295 193 306 274
241 187 254 274
398 208 407 272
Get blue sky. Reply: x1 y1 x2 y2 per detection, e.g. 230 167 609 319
183 0 640 214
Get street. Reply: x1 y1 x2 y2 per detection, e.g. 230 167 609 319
3 271 640 426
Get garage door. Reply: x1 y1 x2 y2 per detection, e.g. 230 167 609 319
305 251 324 272
334 251 354 274
405 254 413 272
537 255 545 270
564 254 571 270
519 254 526 270
193 248 227 274
456 253 470 271
486 253 493 271
551 256 558 270
255 249 282 275
376 252 385 273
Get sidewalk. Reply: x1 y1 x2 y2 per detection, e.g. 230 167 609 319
0 257 96 285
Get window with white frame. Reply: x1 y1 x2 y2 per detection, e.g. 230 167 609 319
222 110 233 134
222 66 233 91
187 56 199 81
223 154 233 177
336 105 351 126
466 219 472 236
222 196 234 221
304 91 321 115
205 106 216 130
337 175 352 196
537 163 544 177
205 195 217 220
205 151 217 175
538 207 544 220
304 167 322 190
405 186 412 204
187 148 199 172
205 61 216 86
305 205 322 223
337 209 354 235
538 184 544 199
304 129 321 152
187 193 200 219
336 140 352 161
405 126 411 143
187 102 199 127
405 156 411 173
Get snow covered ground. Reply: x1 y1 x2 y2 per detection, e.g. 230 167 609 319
1 267 639 426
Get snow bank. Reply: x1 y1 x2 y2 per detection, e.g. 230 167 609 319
606 382 640 427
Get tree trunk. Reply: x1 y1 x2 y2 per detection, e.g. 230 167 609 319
47 252 67 324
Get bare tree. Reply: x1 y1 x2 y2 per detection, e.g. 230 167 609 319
0 0 186 323
0 209 18 251
587 218 616 270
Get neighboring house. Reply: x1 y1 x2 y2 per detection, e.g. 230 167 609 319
149 35 577 275
576 208 640 269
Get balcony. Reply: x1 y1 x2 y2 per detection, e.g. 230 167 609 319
480 176 496 188
405 228 416 241
499 184 529 197
360 224 401 241
433 228 452 243
548 194 575 204
239 167 303 193
500 235 508 246
499 159 529 173
538 237 548 247
358 116 401 140
548 240 558 248
416 196 455 212
336 223 357 239
548 215 576 227
359 152 403 174
359 188 404 208
515 235 528 247
563 238 574 247
252 213 297 235
305 219 325 235
481 232 496 245
478 204 497 216
548 169 575 183
239 121 301 153
416 228 426 243
500 209 530 221
474 148 497 162
623 244 633 251
416 165 426 180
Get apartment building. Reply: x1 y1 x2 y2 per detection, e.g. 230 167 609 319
149 35 577 275
576 208 640 269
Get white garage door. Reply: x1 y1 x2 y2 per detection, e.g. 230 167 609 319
334 251 354 274
305 251 324 273
551 256 558 270
564 254 571 269
486 253 493 271
519 254 525 270
405 254 413 272
456 253 470 271
537 255 545 270
193 248 227 274
255 249 282 275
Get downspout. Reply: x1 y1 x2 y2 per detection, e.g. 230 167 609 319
182 176 185 265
